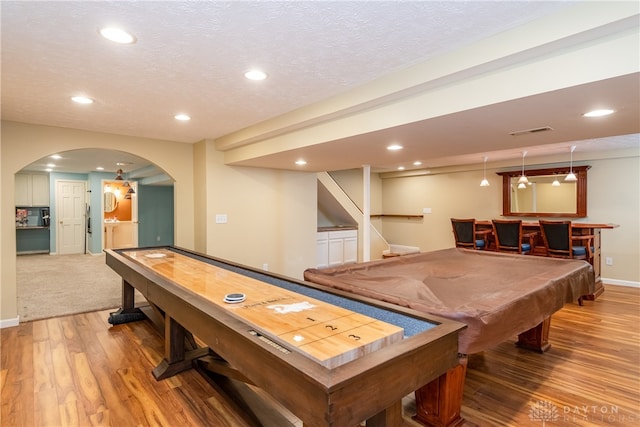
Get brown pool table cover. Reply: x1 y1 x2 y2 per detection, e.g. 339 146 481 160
304 248 594 354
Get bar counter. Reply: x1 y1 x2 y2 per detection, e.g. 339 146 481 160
476 221 618 300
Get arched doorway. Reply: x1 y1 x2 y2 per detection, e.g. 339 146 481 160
15 148 175 321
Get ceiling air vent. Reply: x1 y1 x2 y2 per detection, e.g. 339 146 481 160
509 126 554 136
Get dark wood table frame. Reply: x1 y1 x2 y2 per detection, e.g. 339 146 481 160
105 247 465 427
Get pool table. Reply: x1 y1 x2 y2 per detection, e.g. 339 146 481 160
304 247 595 426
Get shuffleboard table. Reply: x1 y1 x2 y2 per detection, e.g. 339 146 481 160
105 246 465 427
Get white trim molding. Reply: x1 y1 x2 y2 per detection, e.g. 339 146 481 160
602 278 640 288
0 316 20 329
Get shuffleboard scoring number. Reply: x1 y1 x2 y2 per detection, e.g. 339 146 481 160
249 330 291 354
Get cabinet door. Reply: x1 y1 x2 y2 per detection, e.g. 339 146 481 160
31 174 50 206
328 238 344 267
316 238 329 269
15 174 31 206
343 236 357 264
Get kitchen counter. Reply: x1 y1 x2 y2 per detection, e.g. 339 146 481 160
317 226 357 232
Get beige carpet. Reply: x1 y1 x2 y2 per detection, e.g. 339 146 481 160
16 253 137 322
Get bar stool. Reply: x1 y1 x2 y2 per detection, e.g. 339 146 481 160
451 218 492 250
492 219 533 254
539 220 594 262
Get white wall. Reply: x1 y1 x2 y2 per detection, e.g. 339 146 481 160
201 140 317 279
379 155 640 284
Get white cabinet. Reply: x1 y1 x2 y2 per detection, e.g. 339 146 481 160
15 174 49 206
317 229 357 268
316 232 329 269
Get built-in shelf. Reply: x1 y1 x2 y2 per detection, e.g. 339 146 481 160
370 214 424 219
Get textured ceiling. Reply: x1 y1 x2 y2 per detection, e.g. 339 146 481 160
2 1 638 175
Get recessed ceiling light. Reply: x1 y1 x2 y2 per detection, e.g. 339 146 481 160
413 161 422 166
174 114 191 121
99 27 136 44
295 159 307 166
71 96 94 104
583 109 615 117
387 144 403 151
244 69 268 81
397 166 405 171
50 154 62 160
46 163 56 168
96 167 104 171
45 168 53 172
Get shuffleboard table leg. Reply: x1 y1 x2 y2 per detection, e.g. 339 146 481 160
516 317 551 353
153 315 209 380
108 279 146 325
365 400 403 426
413 356 467 427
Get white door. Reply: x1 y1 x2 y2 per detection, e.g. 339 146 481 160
56 180 86 254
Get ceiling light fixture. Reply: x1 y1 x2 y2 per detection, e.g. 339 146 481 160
583 109 614 117
50 154 62 160
413 161 422 166
96 167 104 171
386 144 403 151
71 96 94 104
518 151 529 184
99 27 136 44
174 114 191 121
397 166 405 171
115 168 124 180
295 159 307 166
565 145 577 181
244 69 267 81
480 156 490 187
552 177 561 186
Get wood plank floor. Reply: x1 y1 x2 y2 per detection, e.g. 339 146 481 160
1 285 638 427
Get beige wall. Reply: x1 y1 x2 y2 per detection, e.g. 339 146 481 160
202 140 317 279
380 155 640 284
1 121 196 323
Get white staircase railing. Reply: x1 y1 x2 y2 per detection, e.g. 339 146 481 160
317 172 389 261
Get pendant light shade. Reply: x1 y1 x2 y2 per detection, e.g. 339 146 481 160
114 168 124 180
552 177 561 186
480 156 490 187
518 151 529 184
565 145 577 181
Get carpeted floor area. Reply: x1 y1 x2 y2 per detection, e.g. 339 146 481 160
16 253 136 322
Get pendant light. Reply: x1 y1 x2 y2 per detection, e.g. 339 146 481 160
565 145 577 181
114 168 124 180
518 151 529 184
552 176 561 186
480 156 490 187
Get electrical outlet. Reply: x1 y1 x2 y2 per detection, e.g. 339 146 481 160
156 236 161 242
262 263 269 271
215 214 228 224
605 257 613 266
422 208 432 214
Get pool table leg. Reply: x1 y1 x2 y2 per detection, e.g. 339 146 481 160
413 356 467 427
516 317 551 353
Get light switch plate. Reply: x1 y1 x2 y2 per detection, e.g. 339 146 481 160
215 214 228 224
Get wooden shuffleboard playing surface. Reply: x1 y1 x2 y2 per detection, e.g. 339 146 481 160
123 248 404 368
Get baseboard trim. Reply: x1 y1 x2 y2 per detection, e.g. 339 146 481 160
0 316 20 329
602 278 640 288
